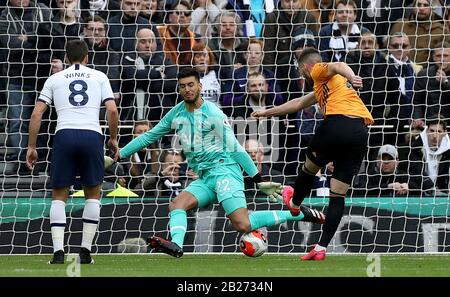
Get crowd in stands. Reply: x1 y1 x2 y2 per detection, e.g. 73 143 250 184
1 0 450 198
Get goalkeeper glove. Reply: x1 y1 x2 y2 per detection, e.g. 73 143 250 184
251 173 283 202
257 182 283 203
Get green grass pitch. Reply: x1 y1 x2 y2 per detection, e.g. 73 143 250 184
1 254 449 277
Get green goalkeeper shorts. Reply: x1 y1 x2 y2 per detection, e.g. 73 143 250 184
183 163 247 215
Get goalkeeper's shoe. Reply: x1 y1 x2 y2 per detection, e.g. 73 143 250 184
282 186 300 216
148 236 183 258
79 247 95 264
301 245 327 261
300 205 326 224
48 250 65 264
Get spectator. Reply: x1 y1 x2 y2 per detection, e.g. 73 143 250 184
222 72 285 173
300 0 335 26
384 32 422 146
346 31 387 124
157 0 200 66
142 149 192 198
345 31 387 158
262 0 317 71
79 0 121 20
275 27 319 169
108 0 161 53
191 42 231 106
222 0 267 37
356 0 414 47
408 117 450 196
46 0 83 65
121 27 178 126
222 72 284 118
139 0 164 25
208 10 247 73
223 38 281 106
318 0 370 62
413 41 450 127
190 0 223 42
276 26 317 101
243 139 285 196
82 15 121 102
390 0 448 67
352 144 420 197
0 0 52 174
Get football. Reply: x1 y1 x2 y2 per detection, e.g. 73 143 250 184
239 229 268 257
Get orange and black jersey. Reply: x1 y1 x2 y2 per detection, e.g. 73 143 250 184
311 63 374 125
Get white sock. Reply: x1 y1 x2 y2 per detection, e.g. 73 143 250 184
81 199 101 251
314 244 327 252
50 200 66 253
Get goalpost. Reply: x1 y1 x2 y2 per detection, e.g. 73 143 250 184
0 1 450 254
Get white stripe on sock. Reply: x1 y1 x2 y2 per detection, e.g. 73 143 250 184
170 226 187 232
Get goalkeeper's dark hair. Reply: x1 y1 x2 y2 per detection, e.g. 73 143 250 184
66 39 88 63
177 67 200 82
297 47 322 67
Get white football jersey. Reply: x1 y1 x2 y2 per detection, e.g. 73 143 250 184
38 64 114 134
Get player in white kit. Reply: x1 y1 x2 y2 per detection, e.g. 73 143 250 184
26 40 119 264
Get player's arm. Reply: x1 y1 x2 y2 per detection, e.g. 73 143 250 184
105 100 119 157
326 62 363 89
119 112 173 159
26 101 48 169
251 92 317 119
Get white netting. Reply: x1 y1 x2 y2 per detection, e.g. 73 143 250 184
0 0 449 254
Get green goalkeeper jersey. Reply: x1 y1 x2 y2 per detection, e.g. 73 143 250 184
119 100 259 178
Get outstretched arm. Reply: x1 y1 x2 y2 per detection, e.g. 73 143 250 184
119 113 173 159
251 92 317 119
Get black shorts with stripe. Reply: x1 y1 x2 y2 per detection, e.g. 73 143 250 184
51 129 104 188
307 115 369 184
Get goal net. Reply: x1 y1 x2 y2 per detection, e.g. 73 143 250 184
0 0 450 254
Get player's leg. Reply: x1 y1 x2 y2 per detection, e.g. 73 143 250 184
148 179 215 257
168 191 198 248
49 189 69 264
283 120 330 215
284 154 322 214
302 178 349 261
227 204 324 233
78 130 104 264
48 130 77 264
219 164 325 232
79 185 102 264
303 116 368 261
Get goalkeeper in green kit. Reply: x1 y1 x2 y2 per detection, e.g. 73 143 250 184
116 68 325 257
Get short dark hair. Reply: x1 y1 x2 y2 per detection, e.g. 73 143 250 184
66 39 88 63
297 47 322 66
177 67 200 82
84 15 106 25
427 116 448 131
